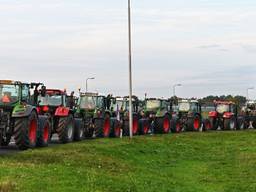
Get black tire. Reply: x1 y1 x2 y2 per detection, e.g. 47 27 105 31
95 115 111 138
0 134 11 146
209 118 218 130
56 115 74 143
170 118 182 133
187 115 201 132
202 119 211 131
110 119 121 138
237 117 245 130
138 119 150 135
37 115 51 147
74 118 83 141
252 121 256 129
84 120 94 138
154 115 170 134
223 117 236 130
14 111 38 150
123 120 130 136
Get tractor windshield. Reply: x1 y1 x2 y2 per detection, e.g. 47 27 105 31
112 100 124 111
216 104 229 113
178 102 190 112
38 94 62 107
79 96 96 109
146 100 161 109
0 84 19 105
95 96 105 108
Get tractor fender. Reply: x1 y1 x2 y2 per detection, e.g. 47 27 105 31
55 106 70 117
12 104 37 118
209 111 217 118
223 112 234 119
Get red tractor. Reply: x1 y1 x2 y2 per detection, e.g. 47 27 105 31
208 100 245 130
36 89 79 143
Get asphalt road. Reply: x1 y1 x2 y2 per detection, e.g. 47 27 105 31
0 134 60 155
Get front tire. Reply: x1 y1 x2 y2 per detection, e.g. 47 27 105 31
74 118 83 141
56 115 75 143
224 117 236 130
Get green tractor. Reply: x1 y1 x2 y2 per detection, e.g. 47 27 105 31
75 93 112 138
109 96 142 136
0 80 49 150
171 99 202 132
140 98 171 134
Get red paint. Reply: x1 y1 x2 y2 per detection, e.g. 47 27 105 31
43 123 49 143
223 112 233 119
42 106 49 112
55 106 69 116
176 122 181 133
194 118 200 130
29 119 37 143
103 118 110 137
143 123 149 134
163 117 170 133
209 111 217 117
132 118 139 134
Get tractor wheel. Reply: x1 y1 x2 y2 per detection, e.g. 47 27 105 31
37 116 51 147
56 115 75 143
110 119 121 138
252 121 256 129
84 121 94 138
139 119 150 135
132 115 139 135
236 117 245 130
171 118 182 133
187 116 201 132
202 119 211 131
209 118 218 130
14 111 38 150
0 133 11 146
223 117 236 130
95 115 111 138
73 118 84 141
123 120 130 136
154 115 170 134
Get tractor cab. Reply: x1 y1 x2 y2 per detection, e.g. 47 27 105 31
37 89 67 114
210 101 237 118
144 98 170 120
178 99 201 115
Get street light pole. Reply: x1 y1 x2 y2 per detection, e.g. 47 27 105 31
128 0 133 139
247 87 254 100
86 77 95 93
173 84 182 97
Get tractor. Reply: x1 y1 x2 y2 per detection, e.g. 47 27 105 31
171 99 202 132
242 100 256 128
36 89 78 143
110 96 146 136
75 93 112 138
140 98 171 134
0 80 49 150
208 100 245 130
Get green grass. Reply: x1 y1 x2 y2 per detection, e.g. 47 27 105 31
1 130 256 192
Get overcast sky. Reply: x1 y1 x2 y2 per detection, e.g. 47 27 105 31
0 0 256 99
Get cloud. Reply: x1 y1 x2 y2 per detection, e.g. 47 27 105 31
197 44 221 49
241 44 256 53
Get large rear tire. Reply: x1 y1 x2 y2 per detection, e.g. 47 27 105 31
56 115 74 143
37 116 51 147
209 118 218 130
223 117 236 130
139 119 150 135
171 118 182 133
202 119 211 131
237 117 245 130
14 111 38 150
154 115 170 134
73 118 83 141
110 119 121 138
95 115 111 138
132 115 139 135
123 120 130 136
